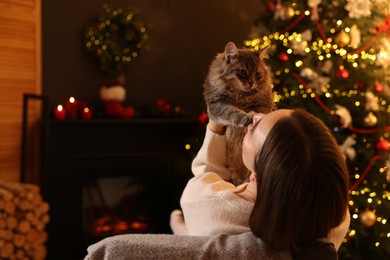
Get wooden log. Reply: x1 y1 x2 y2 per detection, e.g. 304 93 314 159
0 229 13 241
0 181 49 259
4 202 16 215
18 220 30 233
15 249 24 259
18 200 32 211
13 234 26 248
0 241 14 258
0 218 6 229
32 244 47 260
6 216 18 229
0 181 39 195
41 214 50 224
25 228 37 243
0 187 13 201
36 231 47 244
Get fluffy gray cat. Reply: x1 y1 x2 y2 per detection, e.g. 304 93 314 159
203 42 274 185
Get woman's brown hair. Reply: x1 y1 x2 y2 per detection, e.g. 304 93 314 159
249 109 349 252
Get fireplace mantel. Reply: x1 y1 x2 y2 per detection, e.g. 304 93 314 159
43 118 199 259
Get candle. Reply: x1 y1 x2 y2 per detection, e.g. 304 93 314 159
54 105 66 120
81 107 93 120
66 96 79 119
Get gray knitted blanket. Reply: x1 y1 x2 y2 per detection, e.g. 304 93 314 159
84 232 291 260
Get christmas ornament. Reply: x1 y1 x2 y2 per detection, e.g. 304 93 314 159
363 112 378 127
386 156 390 182
382 83 390 97
365 91 380 111
349 25 361 49
374 82 384 93
300 67 329 93
376 139 390 152
345 0 372 19
285 6 295 19
197 112 209 125
300 67 316 79
290 39 306 55
335 104 352 128
274 2 286 20
359 209 377 227
339 136 356 161
321 60 333 74
300 29 312 42
156 98 172 117
354 81 365 90
311 76 330 94
335 30 351 47
308 0 322 20
335 67 349 79
377 38 390 68
266 1 276 11
278 52 289 62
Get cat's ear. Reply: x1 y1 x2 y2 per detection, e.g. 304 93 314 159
224 42 238 57
258 46 270 60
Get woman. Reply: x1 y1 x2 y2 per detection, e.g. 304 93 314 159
85 109 350 260
172 109 350 255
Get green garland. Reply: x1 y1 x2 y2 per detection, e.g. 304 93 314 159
85 3 149 78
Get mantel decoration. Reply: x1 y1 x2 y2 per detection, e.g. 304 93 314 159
84 3 149 118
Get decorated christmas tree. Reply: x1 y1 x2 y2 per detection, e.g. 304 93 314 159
245 0 390 259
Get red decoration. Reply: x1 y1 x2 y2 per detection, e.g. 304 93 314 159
376 15 390 36
374 82 384 93
266 1 275 11
81 107 93 120
354 81 365 90
156 98 172 117
278 52 289 62
335 67 349 79
54 105 66 120
104 100 135 119
197 112 209 125
66 97 79 119
376 139 390 152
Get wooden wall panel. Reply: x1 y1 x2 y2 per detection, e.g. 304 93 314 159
0 0 41 182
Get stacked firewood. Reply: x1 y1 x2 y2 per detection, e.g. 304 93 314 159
0 181 49 260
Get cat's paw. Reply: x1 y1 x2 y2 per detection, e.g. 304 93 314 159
239 111 255 127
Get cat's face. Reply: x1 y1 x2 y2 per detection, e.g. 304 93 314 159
222 42 269 92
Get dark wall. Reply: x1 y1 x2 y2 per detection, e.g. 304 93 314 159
42 0 264 116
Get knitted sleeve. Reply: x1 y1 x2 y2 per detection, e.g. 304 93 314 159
191 125 230 180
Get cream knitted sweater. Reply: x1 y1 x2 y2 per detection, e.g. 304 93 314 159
180 127 253 236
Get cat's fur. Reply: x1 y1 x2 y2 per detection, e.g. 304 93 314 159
203 42 274 185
